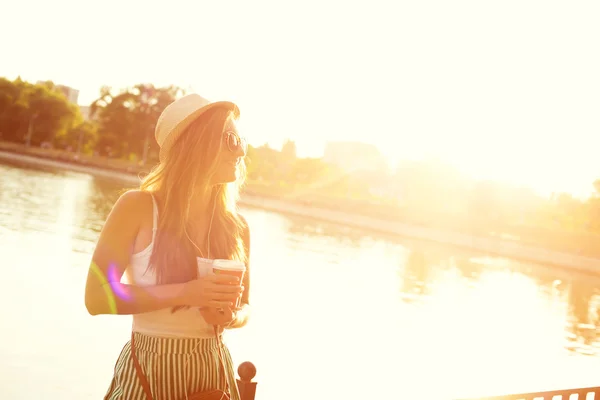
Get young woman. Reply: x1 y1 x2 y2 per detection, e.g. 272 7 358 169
84 94 251 400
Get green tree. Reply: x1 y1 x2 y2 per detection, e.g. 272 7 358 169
0 77 81 146
281 139 297 159
55 120 98 154
90 84 184 162
0 77 28 141
29 86 82 146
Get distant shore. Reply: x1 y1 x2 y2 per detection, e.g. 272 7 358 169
2 147 600 275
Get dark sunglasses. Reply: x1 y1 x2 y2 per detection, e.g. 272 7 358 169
225 131 247 154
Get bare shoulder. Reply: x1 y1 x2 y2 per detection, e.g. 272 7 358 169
115 189 152 207
103 189 153 229
112 189 152 213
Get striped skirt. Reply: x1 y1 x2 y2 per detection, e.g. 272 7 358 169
104 332 240 400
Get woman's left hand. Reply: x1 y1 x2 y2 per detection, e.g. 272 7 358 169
199 307 238 327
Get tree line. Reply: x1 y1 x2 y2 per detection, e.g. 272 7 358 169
0 77 88 150
0 77 360 199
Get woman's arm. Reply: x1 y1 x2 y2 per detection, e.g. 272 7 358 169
84 191 188 316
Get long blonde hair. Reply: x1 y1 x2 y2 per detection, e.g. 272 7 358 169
140 107 247 284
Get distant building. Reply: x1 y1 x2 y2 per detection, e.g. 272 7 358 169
79 105 92 120
323 141 389 173
37 81 80 104
56 84 79 104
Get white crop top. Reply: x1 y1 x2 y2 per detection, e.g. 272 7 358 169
121 194 216 338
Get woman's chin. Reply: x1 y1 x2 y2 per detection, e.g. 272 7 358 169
212 170 238 185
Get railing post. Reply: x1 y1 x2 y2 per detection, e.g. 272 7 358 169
237 361 257 400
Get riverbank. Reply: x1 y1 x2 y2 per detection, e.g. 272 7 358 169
2 148 600 274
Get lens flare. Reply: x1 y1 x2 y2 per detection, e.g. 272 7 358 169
90 262 117 314
108 263 132 301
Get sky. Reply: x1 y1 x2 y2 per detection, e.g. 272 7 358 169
2 0 599 197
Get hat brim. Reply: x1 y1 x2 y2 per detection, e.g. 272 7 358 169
158 101 240 162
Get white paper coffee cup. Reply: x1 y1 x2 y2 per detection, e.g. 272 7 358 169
196 257 214 278
212 259 246 308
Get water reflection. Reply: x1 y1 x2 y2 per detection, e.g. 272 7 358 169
454 255 485 281
283 213 370 246
0 163 59 233
563 279 600 355
400 250 431 302
506 260 600 356
256 193 600 364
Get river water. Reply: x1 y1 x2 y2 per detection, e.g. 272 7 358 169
0 160 599 400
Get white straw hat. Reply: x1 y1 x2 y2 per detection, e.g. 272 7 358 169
155 93 240 162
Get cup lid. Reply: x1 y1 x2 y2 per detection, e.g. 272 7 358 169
212 259 246 271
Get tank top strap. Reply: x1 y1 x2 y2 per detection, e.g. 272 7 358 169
149 193 159 241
